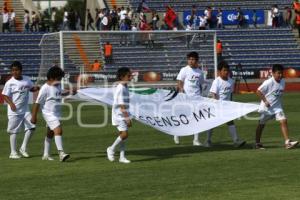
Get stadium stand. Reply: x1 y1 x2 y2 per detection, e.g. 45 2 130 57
129 0 292 12
0 33 76 77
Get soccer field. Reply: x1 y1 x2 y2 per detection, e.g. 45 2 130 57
0 92 299 200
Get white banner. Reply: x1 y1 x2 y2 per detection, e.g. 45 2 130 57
76 87 258 136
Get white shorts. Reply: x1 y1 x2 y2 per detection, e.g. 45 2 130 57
43 114 61 131
259 111 286 124
114 120 128 132
7 112 36 134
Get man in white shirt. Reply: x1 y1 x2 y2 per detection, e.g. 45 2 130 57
9 9 15 32
173 52 204 146
2 61 39 159
255 64 298 149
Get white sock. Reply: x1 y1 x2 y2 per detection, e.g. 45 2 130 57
193 133 199 142
285 139 290 144
10 133 17 154
44 137 52 156
111 136 122 151
54 135 64 151
207 129 213 142
120 140 126 159
228 125 239 142
21 129 33 151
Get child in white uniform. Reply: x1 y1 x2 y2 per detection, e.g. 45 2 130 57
255 64 298 149
205 61 246 147
173 51 205 146
107 67 132 163
2 61 39 159
31 66 71 161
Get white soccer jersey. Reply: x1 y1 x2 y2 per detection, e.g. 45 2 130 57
177 65 205 97
112 83 130 126
257 76 285 114
209 77 234 100
2 76 33 115
35 83 62 119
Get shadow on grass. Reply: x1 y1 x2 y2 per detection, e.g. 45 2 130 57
127 142 281 162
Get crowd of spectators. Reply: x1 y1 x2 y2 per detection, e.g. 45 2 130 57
0 2 299 33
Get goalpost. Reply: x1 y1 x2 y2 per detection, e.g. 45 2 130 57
39 30 218 89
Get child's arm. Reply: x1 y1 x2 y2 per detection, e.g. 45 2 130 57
31 103 40 124
30 86 40 92
177 80 184 93
210 92 218 100
120 104 131 127
256 89 270 107
2 95 16 111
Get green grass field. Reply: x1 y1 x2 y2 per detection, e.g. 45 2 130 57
0 93 300 200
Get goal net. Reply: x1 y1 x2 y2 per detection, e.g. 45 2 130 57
39 30 217 90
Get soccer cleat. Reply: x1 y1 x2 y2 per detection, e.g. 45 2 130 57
193 140 203 146
203 140 212 148
119 157 131 164
106 147 115 162
42 155 54 161
9 153 21 159
19 148 30 158
174 136 180 145
234 140 246 148
254 143 265 150
59 152 70 162
285 140 299 149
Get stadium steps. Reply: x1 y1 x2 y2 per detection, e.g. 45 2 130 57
106 0 129 9
62 33 102 70
0 0 25 32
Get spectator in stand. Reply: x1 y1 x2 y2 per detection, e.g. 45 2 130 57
237 7 244 28
51 8 58 32
189 5 198 30
294 1 300 37
9 9 16 32
95 8 100 30
131 23 138 45
120 19 129 46
104 42 113 64
2 8 9 33
101 12 109 30
68 9 76 30
283 7 292 27
204 6 212 29
151 10 159 30
217 8 223 29
110 6 119 30
91 59 101 71
164 5 177 30
0 10 3 32
271 4 279 28
31 11 39 32
199 15 206 30
24 9 30 32
86 9 95 30
62 8 69 30
252 9 257 28
216 39 223 63
120 7 127 23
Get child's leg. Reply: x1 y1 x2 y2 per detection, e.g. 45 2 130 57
53 126 64 152
227 121 239 142
111 131 128 152
119 131 128 159
255 124 265 144
44 127 54 156
279 119 289 141
207 129 213 142
9 133 17 154
20 129 34 152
